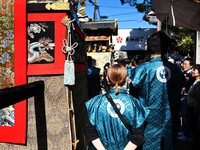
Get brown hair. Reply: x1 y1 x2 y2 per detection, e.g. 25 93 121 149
107 64 127 94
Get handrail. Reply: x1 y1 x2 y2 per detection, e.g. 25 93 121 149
0 80 44 109
0 80 47 149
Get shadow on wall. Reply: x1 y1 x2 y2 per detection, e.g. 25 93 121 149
72 71 89 150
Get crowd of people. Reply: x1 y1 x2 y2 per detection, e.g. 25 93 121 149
85 30 200 150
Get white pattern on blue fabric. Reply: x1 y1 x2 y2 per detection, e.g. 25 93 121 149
107 99 125 118
156 66 171 83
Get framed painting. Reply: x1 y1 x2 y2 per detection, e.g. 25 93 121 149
27 12 66 75
0 0 27 144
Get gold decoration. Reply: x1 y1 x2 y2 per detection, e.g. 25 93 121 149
78 0 87 16
61 16 69 26
45 2 70 10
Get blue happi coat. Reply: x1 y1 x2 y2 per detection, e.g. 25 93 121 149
130 56 184 150
85 88 149 150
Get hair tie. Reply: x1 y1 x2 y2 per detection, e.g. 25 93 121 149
115 83 119 94
115 83 118 88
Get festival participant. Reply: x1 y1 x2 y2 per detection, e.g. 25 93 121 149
85 64 149 150
87 56 101 99
130 31 185 150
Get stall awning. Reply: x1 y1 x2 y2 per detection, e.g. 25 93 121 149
153 0 200 31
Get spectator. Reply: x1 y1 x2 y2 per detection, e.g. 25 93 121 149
85 64 149 150
182 57 195 93
130 31 185 150
87 56 101 99
127 54 149 98
170 51 184 68
131 54 149 68
102 62 110 93
187 64 200 149
178 57 196 141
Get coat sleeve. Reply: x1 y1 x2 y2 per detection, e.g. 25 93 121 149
130 122 145 146
85 112 99 143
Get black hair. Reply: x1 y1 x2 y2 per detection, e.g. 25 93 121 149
147 30 172 56
131 54 145 66
183 57 193 66
193 64 200 73
87 56 93 66
103 62 110 70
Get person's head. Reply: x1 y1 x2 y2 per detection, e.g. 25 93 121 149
92 59 96 66
147 30 172 56
87 56 93 66
131 54 144 67
106 64 127 94
192 65 200 79
182 57 193 72
104 62 110 70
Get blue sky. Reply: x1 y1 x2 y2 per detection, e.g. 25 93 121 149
84 0 157 29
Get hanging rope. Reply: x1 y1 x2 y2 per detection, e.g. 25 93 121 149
62 18 78 60
62 18 78 86
62 39 78 60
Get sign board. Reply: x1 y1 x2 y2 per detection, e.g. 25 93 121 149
196 31 200 65
112 28 156 51
85 36 110 41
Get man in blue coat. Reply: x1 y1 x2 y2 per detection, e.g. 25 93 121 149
130 31 185 150
87 56 101 99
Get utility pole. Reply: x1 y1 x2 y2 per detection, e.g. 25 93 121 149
93 0 98 21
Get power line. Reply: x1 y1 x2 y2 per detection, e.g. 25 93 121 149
99 5 134 9
107 11 139 17
118 19 144 22
86 2 142 18
85 0 151 25
86 1 134 9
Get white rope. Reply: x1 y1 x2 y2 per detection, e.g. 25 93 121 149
170 0 176 26
62 18 78 86
62 18 78 60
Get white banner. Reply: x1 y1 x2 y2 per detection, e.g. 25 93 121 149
112 28 156 51
196 31 200 65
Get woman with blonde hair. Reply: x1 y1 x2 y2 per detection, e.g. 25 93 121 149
85 64 149 150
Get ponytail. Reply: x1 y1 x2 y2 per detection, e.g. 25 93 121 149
115 83 119 94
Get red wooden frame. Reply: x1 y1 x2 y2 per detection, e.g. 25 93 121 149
0 0 27 144
27 13 66 75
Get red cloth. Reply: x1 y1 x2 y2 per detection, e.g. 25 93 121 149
0 0 27 144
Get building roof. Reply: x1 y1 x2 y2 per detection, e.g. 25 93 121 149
80 20 118 36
